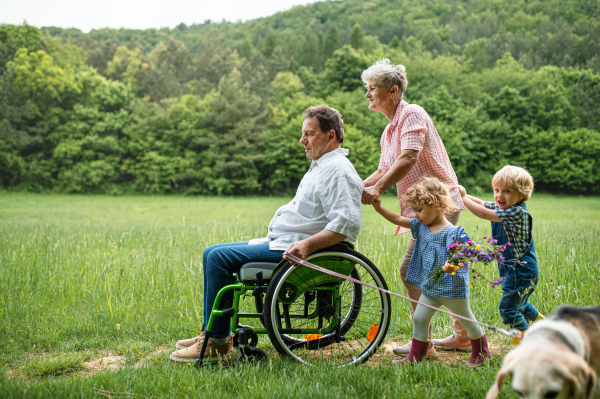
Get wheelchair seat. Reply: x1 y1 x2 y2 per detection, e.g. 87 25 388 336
237 262 279 284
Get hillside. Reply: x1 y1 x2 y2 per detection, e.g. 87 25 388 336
1 0 599 195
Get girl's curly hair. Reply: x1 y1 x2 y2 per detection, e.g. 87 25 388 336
401 177 458 215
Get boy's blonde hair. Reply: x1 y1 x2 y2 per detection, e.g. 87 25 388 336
492 165 534 202
401 177 458 214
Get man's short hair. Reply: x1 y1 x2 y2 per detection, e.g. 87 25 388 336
303 104 344 143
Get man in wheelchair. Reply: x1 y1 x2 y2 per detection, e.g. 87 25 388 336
170 105 365 363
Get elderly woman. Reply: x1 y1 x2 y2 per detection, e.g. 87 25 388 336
361 59 469 357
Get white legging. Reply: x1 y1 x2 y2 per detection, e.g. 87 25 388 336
413 294 484 342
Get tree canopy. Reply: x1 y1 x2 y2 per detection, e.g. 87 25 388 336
1 0 600 195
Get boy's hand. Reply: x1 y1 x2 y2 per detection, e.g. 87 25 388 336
458 185 467 197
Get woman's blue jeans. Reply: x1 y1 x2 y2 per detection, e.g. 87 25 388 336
202 241 284 338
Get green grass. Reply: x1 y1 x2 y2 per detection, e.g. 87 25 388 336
1 192 599 398
22 353 88 378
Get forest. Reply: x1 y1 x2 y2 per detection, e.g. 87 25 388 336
1 0 599 195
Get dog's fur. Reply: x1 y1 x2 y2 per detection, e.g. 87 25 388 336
487 306 600 399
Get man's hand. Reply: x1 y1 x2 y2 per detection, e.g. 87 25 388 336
284 240 312 264
458 185 467 197
362 185 382 205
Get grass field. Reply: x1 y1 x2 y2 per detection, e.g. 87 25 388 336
1 192 599 398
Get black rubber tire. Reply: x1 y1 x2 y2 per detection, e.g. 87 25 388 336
263 245 391 367
235 347 268 364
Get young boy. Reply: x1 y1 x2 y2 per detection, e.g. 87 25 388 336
458 166 543 331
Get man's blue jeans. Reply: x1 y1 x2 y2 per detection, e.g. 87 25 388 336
202 241 284 338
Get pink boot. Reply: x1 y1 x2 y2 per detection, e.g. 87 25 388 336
465 335 492 367
398 339 429 364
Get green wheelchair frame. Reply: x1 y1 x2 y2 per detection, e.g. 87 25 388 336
196 243 392 368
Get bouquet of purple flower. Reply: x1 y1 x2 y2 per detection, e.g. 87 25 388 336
426 236 510 290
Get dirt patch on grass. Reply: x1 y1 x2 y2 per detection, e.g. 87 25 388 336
82 355 126 374
376 339 512 366
5 347 174 380
134 348 170 368
5 369 17 379
79 347 171 375
4 339 515 379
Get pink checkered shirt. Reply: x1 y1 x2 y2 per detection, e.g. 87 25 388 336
379 100 465 235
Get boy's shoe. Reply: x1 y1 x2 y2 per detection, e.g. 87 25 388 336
529 313 545 326
431 334 471 351
393 341 437 358
176 331 205 349
170 336 233 363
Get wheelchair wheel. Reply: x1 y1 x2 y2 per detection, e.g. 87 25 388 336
264 246 391 367
236 347 268 364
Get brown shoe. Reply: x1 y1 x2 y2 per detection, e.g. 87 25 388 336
176 331 235 349
170 336 233 363
176 331 204 349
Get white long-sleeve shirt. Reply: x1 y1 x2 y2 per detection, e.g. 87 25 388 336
249 148 364 251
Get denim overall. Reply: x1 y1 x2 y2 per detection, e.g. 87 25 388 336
492 206 540 331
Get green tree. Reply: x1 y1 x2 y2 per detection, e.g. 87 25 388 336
297 30 321 71
270 71 305 103
463 38 490 72
324 24 340 58
261 30 279 58
350 24 365 49
7 48 79 113
323 45 369 93
84 37 119 76
105 46 142 85
0 23 43 57
241 38 254 59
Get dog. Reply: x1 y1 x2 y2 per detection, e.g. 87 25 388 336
487 306 600 399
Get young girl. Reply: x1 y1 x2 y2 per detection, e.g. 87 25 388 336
373 177 491 366
458 165 543 332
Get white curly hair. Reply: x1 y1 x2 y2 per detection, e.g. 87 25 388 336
361 59 408 99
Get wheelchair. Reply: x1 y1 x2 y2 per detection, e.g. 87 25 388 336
196 243 392 368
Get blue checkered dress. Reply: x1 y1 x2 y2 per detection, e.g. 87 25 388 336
483 201 531 260
406 218 471 299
